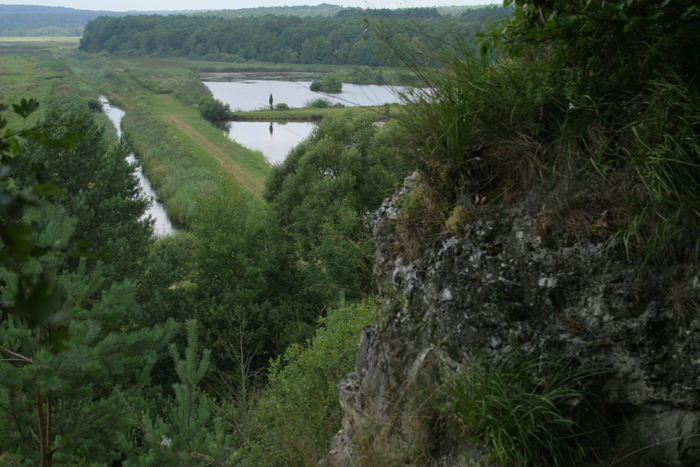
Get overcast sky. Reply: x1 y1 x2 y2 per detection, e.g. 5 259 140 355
3 0 498 13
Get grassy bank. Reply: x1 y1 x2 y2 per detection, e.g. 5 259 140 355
229 103 400 121
66 52 270 223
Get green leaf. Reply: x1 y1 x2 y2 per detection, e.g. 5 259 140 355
11 98 40 119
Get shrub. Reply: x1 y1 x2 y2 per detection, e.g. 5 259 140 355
275 102 289 110
320 74 343 93
304 97 332 108
198 97 231 121
310 76 343 93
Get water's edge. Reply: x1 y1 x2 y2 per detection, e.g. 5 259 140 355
99 96 176 237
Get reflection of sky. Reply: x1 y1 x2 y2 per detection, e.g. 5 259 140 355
205 80 406 112
99 97 175 236
225 121 316 165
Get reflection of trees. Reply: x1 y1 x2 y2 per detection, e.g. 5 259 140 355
212 120 232 132
269 122 274 135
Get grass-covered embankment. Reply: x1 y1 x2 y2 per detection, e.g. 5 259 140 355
67 52 271 224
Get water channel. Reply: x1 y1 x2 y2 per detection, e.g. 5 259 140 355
100 97 176 237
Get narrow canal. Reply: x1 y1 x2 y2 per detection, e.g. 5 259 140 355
100 97 176 237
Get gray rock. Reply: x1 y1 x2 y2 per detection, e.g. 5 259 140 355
329 177 700 466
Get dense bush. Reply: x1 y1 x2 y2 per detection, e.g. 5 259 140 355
198 97 232 121
304 97 332 108
265 112 412 298
320 74 343 92
238 299 379 466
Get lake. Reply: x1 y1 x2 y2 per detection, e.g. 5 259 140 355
100 97 176 237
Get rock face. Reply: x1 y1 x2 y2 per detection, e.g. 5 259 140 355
329 175 700 466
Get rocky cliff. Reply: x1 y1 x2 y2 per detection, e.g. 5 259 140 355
328 173 700 466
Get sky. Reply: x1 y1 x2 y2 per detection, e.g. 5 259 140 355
2 0 498 13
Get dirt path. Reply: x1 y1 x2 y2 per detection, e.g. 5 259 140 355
161 114 265 196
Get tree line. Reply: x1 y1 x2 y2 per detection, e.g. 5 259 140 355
79 7 510 66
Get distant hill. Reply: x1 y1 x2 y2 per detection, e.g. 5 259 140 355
0 4 346 35
0 5 131 31
0 4 221 35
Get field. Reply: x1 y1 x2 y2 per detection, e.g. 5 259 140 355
0 37 80 43
0 39 80 123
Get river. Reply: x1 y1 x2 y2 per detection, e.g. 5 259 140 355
100 97 176 237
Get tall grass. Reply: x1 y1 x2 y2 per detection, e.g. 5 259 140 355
448 355 600 466
618 71 700 261
393 27 700 263
121 104 216 224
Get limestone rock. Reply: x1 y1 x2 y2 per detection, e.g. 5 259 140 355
329 174 700 466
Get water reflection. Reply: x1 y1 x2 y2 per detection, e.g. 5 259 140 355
205 80 406 112
99 97 175 237
223 121 316 165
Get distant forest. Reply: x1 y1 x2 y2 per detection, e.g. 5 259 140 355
79 7 510 66
0 4 342 36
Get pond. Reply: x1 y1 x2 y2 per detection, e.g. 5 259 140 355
205 79 408 164
100 97 176 237
204 79 408 111
223 121 316 165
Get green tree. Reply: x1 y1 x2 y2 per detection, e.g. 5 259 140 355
189 178 322 373
0 98 82 327
198 97 231 122
21 104 153 284
0 263 176 466
1 98 176 466
265 112 411 298
129 320 232 466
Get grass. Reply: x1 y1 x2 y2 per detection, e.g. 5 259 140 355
0 37 79 44
0 42 77 124
392 27 700 264
109 55 416 85
230 104 399 121
448 354 600 466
